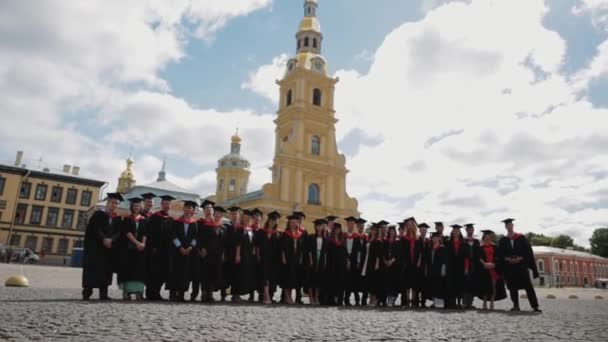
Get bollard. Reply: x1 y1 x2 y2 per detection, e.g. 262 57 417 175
5 275 29 287
568 295 578 299
546 294 556 299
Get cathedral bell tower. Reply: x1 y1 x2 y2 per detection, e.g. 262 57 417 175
215 130 251 203
117 156 136 194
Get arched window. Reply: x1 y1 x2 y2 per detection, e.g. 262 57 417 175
313 38 317 48
555 260 560 272
562 261 567 273
576 262 579 274
307 184 320 205
583 263 587 274
286 89 293 106
537 259 544 272
570 261 574 273
229 179 236 192
218 179 224 191
311 135 320 155
304 37 309 47
313 88 322 106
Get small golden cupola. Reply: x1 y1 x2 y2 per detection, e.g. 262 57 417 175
215 129 251 202
117 156 136 194
286 0 328 76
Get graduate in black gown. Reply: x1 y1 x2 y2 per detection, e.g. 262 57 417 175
251 208 264 302
140 192 156 218
361 223 383 307
118 197 148 301
232 210 256 302
306 218 328 305
295 212 309 304
343 216 363 306
145 195 174 301
355 218 368 306
415 223 431 307
257 211 281 304
478 230 507 310
425 232 447 308
280 214 305 305
435 222 449 246
401 217 423 308
220 206 240 302
498 218 541 312
462 223 481 309
382 225 402 307
197 201 225 302
168 200 198 302
446 224 466 309
82 192 123 300
326 223 348 306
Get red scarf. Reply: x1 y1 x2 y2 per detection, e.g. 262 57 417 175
176 216 197 224
452 239 461 255
330 237 343 247
359 233 368 242
154 211 170 219
510 232 523 240
200 217 222 228
432 244 442 251
284 229 302 240
345 232 359 240
298 225 306 233
107 210 119 219
482 244 495 262
252 223 261 231
128 214 145 222
265 229 276 237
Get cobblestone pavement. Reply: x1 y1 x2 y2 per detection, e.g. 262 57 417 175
1 287 607 342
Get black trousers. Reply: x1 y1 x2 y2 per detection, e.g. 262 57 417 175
509 282 539 309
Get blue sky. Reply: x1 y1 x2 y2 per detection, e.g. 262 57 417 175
0 0 607 245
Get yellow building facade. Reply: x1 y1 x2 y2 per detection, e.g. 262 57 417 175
216 0 359 229
0 152 105 264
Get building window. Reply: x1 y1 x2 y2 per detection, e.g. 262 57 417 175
20 182 31 199
229 179 236 192
307 184 320 205
30 205 44 225
9 234 22 246
34 184 48 201
313 88 322 106
42 237 54 254
537 259 544 272
77 211 87 230
583 263 587 274
297 39 301 49
576 262 579 274
218 179 224 192
0 176 5 196
286 89 293 106
46 207 59 227
554 260 559 272
73 239 84 248
57 238 69 255
25 236 38 251
66 188 78 205
562 261 567 273
570 261 574 273
80 191 92 207
313 38 317 48
304 37 309 47
15 203 28 224
311 135 321 155
50 186 63 203
61 209 74 229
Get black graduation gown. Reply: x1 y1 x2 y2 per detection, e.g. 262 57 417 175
446 239 467 298
198 219 224 291
253 227 266 291
497 234 539 290
463 237 482 294
362 239 383 296
145 211 172 288
383 239 403 296
344 233 363 293
425 245 447 299
118 215 148 284
477 244 507 301
221 222 236 290
416 237 431 293
326 238 348 298
257 230 280 290
167 218 198 292
305 234 327 289
402 237 423 290
280 230 305 289
82 210 122 288
233 227 256 295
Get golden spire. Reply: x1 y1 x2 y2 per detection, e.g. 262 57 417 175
117 155 136 193
231 127 242 144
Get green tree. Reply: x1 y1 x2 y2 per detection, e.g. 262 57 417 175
526 232 553 246
590 228 608 257
551 234 574 249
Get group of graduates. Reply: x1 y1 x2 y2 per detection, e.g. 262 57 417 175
82 192 542 312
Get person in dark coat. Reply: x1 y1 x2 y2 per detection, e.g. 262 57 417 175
462 223 481 309
140 192 156 218
361 223 383 306
446 225 466 309
220 206 240 302
232 210 256 302
401 217 423 308
383 225 402 307
306 219 328 305
478 230 507 310
167 200 198 302
257 211 281 304
118 197 148 301
145 195 174 301
415 222 431 307
355 218 368 306
326 223 348 306
425 232 447 308
343 216 363 306
82 192 123 301
498 218 541 312
280 214 305 304
250 208 264 302
196 201 225 302
435 222 449 245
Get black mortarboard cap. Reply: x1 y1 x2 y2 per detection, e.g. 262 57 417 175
201 199 215 208
183 200 199 208
344 216 357 222
465 223 475 229
502 218 515 224
333 222 342 230
355 218 367 224
287 214 300 220
268 211 281 220
418 223 430 229
481 230 494 235
106 192 124 202
214 206 226 213
377 220 389 226
227 206 241 212
313 218 328 225
140 192 156 199
293 211 306 219
159 195 176 201
128 197 143 203
450 224 463 229
434 221 444 226
242 209 254 216
326 215 338 221
252 208 263 217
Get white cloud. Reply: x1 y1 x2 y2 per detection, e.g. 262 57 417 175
573 0 608 32
241 53 288 104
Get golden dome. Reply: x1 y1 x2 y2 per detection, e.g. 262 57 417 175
120 157 134 178
231 133 242 144
299 16 320 32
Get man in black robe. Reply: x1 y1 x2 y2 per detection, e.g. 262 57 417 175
498 218 541 312
220 206 240 301
462 223 481 309
435 222 449 245
355 218 368 306
140 192 156 218
145 195 174 301
167 200 199 302
343 216 362 306
82 192 124 300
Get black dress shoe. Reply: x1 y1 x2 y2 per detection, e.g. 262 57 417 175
510 306 520 312
533 307 542 313
100 297 112 301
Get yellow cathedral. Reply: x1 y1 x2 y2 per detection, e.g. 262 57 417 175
213 0 359 228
